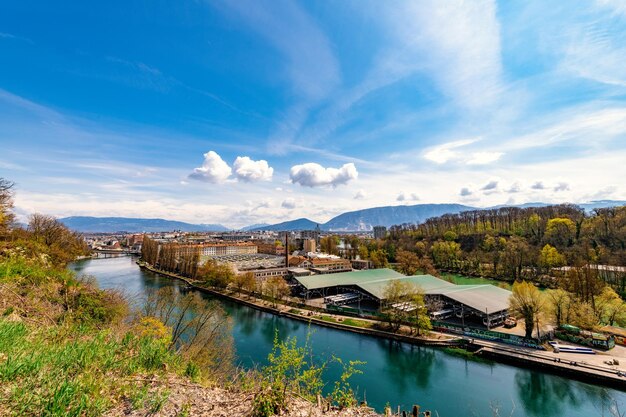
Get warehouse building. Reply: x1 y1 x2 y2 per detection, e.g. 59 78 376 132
292 269 511 327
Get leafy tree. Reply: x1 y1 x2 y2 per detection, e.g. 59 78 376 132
381 280 429 333
395 249 421 275
233 272 256 296
544 217 576 247
199 259 234 288
265 276 290 307
509 281 546 339
370 249 388 268
431 240 461 269
357 245 369 261
538 244 566 272
545 288 571 327
595 287 626 326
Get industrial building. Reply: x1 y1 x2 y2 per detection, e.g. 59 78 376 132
292 269 512 327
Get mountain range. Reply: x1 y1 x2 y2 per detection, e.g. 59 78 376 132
59 200 626 233
59 216 229 233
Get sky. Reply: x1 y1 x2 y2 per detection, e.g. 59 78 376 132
1 0 625 229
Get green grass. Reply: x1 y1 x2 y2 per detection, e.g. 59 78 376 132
317 315 371 329
439 272 513 290
0 319 186 416
443 347 491 363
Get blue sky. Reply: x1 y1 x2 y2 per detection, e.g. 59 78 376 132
1 0 625 228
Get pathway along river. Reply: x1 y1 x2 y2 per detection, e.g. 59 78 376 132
70 256 626 417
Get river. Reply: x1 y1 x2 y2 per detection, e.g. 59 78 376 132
70 256 626 417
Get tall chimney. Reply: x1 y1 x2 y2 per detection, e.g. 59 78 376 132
285 232 289 267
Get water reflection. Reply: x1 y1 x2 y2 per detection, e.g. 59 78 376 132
378 340 442 392
515 371 614 417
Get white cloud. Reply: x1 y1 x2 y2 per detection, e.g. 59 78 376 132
424 139 477 164
281 198 296 209
232 156 273 182
554 182 570 192
188 151 232 183
289 162 358 187
459 187 473 197
354 189 367 200
467 151 503 165
531 181 545 190
397 192 420 202
507 182 521 193
481 181 499 191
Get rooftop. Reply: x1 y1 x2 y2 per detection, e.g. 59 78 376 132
293 268 511 313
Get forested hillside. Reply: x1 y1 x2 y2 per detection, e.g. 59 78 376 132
383 204 626 290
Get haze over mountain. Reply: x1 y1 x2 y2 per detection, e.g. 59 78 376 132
59 201 626 233
59 217 229 233
250 200 626 231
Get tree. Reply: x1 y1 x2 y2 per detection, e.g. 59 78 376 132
233 272 255 296
509 281 546 339
27 214 89 265
396 250 420 275
595 287 626 326
538 244 566 272
544 217 576 247
381 281 429 334
199 259 234 288
370 249 388 268
545 288 571 327
143 287 234 379
431 240 461 269
357 245 369 261
265 276 291 307
0 178 15 236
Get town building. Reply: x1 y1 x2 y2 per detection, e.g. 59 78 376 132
303 239 316 253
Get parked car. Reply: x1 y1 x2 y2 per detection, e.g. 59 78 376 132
504 317 517 328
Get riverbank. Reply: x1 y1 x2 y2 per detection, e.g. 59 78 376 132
139 262 626 392
138 262 459 348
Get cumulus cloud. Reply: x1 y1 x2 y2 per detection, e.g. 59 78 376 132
554 182 570 192
354 189 367 200
397 192 420 202
189 151 232 183
531 181 545 190
281 198 296 209
289 162 358 187
232 156 273 182
460 187 473 197
481 181 499 191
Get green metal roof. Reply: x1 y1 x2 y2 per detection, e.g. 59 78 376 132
295 268 404 291
294 268 512 313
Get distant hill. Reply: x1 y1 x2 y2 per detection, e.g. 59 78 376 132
323 203 474 231
239 223 270 231
249 218 320 232
578 200 626 212
59 216 229 233
250 200 626 232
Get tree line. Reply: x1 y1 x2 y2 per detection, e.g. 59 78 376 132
382 204 626 291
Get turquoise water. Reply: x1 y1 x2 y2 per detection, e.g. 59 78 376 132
70 256 626 416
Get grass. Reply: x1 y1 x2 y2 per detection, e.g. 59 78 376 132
0 319 186 416
443 346 491 363
317 315 371 329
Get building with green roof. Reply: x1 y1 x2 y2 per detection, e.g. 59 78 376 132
292 268 512 320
